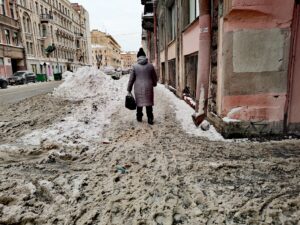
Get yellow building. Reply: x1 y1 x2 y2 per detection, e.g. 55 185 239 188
121 52 137 70
91 29 121 69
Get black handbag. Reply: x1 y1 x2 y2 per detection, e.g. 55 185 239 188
125 95 136 110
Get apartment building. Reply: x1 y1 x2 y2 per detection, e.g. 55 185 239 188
142 0 300 137
91 29 121 69
16 0 91 79
121 51 137 70
0 0 25 78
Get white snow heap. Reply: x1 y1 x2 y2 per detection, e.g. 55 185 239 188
223 107 243 123
61 71 74 80
21 67 127 148
19 67 225 148
53 67 112 100
157 84 224 141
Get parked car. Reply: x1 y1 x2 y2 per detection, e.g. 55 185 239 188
122 69 130 75
0 76 8 89
103 66 115 75
8 71 36 85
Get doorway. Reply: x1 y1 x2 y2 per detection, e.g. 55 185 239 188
11 59 19 74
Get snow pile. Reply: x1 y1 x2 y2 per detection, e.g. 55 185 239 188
61 70 74 80
19 67 223 148
53 67 111 100
157 84 224 141
20 67 127 148
223 107 242 123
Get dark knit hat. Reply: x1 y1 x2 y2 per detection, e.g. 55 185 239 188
137 48 146 57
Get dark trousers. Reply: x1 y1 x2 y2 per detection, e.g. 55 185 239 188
137 106 153 120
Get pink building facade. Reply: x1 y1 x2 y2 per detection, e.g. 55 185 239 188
142 0 300 137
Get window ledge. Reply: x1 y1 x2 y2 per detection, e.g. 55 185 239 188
167 39 176 46
182 16 199 33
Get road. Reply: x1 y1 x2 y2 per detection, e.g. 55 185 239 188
0 81 63 105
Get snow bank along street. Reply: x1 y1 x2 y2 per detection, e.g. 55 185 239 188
0 67 299 224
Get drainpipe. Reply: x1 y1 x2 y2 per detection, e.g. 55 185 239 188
285 1 300 132
192 0 211 126
147 31 151 62
153 0 158 69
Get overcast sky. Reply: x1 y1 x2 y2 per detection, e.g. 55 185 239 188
70 0 143 52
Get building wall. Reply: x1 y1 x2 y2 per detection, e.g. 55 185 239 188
182 19 199 56
0 0 25 77
146 0 300 136
16 0 91 79
91 45 106 68
217 0 295 134
154 0 200 95
121 52 137 70
91 29 121 69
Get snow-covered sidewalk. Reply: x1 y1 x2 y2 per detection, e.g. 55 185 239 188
18 67 223 150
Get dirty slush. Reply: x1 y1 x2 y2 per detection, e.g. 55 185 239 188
0 68 299 224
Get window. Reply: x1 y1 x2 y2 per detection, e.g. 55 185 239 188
0 0 6 16
26 42 29 53
13 32 18 45
189 0 199 23
159 20 165 50
9 2 14 18
35 2 38 13
33 22 37 35
40 5 43 14
42 24 47 37
30 43 33 55
27 18 31 33
0 58 4 65
168 3 176 41
23 16 27 32
31 64 37 73
168 59 176 88
4 29 10 44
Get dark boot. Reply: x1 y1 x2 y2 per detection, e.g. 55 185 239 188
136 107 143 122
146 106 154 125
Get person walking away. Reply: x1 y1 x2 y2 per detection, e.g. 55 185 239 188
127 48 158 125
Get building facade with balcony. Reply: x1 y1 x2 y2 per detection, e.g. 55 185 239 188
121 51 137 70
0 0 26 78
91 29 121 69
143 0 300 137
16 0 92 79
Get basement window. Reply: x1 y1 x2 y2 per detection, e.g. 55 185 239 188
184 53 198 99
168 59 176 89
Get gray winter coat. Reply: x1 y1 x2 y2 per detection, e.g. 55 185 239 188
127 56 158 107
